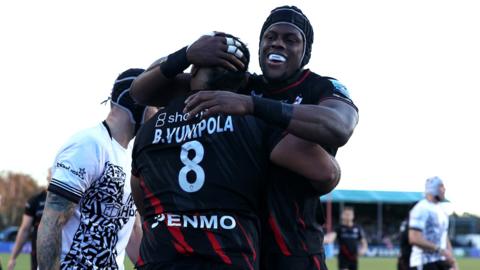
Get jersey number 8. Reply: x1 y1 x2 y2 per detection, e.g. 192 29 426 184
178 140 205 193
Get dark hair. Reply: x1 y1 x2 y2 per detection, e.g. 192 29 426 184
206 33 250 91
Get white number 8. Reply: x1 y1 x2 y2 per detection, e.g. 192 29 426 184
178 140 205 192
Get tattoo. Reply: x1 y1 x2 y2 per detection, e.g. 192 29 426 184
37 192 76 270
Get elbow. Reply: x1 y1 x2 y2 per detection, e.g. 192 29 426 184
130 79 147 105
309 161 341 195
331 126 354 147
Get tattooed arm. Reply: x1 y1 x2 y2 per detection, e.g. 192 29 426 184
37 192 76 270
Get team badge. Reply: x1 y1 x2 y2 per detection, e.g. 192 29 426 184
329 79 351 98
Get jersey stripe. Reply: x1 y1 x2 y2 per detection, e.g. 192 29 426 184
139 176 163 214
140 175 194 255
169 227 194 254
294 202 307 230
236 218 257 261
312 255 322 270
242 253 254 270
205 231 232 264
269 70 311 94
268 213 291 256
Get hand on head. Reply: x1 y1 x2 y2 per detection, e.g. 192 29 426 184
187 32 247 72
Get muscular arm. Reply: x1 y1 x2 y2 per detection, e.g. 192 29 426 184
130 63 190 107
286 99 359 147
126 213 142 264
184 92 359 147
130 34 244 106
37 192 76 270
270 134 341 194
8 215 33 270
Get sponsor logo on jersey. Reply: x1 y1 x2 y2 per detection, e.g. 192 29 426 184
329 79 351 98
56 162 86 180
151 213 236 230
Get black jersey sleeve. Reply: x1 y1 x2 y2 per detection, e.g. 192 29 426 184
24 195 37 217
317 76 358 112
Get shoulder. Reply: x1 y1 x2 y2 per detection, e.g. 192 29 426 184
304 71 356 103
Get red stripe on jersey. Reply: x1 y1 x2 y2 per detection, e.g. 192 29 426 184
139 176 163 214
236 218 257 260
294 202 306 230
301 240 308 252
169 227 194 254
205 231 232 264
136 255 145 267
269 70 311 94
139 176 194 255
242 253 254 270
340 244 355 261
268 214 291 256
312 255 322 270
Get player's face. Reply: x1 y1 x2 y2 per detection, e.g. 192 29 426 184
437 184 446 200
342 209 354 222
259 23 304 82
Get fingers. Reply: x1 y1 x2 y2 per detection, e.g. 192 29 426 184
201 105 222 119
184 92 216 116
220 52 245 71
185 99 218 119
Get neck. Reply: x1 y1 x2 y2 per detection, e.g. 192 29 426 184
262 69 305 89
105 112 134 148
426 194 439 204
342 220 353 227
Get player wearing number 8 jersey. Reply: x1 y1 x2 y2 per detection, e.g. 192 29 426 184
131 34 341 270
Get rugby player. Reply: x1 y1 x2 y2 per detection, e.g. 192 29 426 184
180 6 359 269
37 69 156 270
130 34 340 270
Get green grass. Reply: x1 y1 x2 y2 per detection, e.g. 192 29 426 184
1 253 479 269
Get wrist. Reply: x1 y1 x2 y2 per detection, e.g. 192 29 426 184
252 96 293 128
160 46 190 78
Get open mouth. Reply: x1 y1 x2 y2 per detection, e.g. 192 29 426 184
267 53 287 64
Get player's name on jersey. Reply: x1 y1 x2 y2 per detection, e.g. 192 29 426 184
150 213 236 230
152 113 234 145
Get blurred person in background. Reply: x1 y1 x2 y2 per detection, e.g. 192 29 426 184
397 217 412 270
326 206 368 270
408 177 458 270
7 168 51 270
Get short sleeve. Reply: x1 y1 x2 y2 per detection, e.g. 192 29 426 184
319 77 358 112
409 203 427 231
24 195 36 217
48 136 101 204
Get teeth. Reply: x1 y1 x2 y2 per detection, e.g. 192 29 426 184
268 54 286 62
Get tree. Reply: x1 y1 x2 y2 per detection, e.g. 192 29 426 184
0 171 41 229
